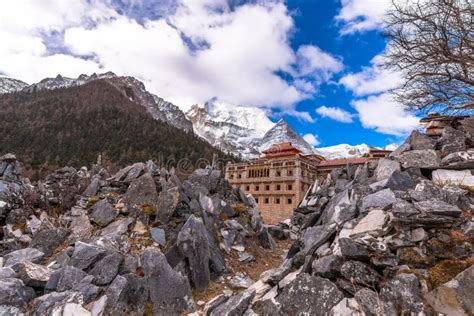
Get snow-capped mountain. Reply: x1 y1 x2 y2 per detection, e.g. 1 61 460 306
4 72 193 131
259 119 316 154
186 102 315 158
315 143 371 159
316 143 397 159
0 77 28 94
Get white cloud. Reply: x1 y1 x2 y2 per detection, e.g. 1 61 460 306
0 0 343 117
336 0 392 35
284 110 315 123
316 105 354 123
294 45 343 81
303 133 320 147
351 93 419 136
339 53 403 96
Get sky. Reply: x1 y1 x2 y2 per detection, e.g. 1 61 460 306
0 0 420 148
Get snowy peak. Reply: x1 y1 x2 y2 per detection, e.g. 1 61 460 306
260 119 315 154
0 77 28 94
187 104 316 158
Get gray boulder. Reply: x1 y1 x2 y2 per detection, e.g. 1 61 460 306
0 278 35 309
361 188 396 211
45 266 87 292
397 149 440 168
90 199 117 226
439 126 466 153
375 158 400 181
17 261 52 288
177 215 211 290
123 172 159 216
407 130 436 150
262 274 344 315
156 186 180 223
4 248 44 268
312 255 343 278
29 227 69 257
385 170 415 191
210 288 255 316
89 252 123 285
340 260 382 288
381 273 425 314
338 238 369 261
354 288 396 316
150 227 166 246
30 291 84 316
142 248 195 315
69 241 106 270
414 199 462 217
301 224 337 256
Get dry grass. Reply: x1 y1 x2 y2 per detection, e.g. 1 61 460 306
428 257 474 288
192 237 293 305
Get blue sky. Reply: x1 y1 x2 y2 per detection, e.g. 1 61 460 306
0 0 419 148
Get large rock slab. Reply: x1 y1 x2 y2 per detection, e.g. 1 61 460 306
210 288 255 316
4 248 44 268
0 278 35 309
89 252 123 285
69 241 106 270
397 149 440 168
350 209 388 237
90 199 117 226
340 260 382 288
17 261 52 288
141 248 195 315
375 158 400 181
45 266 87 292
156 186 180 223
381 273 425 314
361 188 396 211
261 274 344 315
177 215 210 290
425 265 474 316
301 224 337 256
414 199 462 218
123 172 159 216
432 169 474 190
29 227 69 257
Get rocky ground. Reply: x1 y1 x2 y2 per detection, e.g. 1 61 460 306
0 154 293 315
204 117 474 315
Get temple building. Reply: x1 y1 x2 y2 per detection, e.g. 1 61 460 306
225 142 324 224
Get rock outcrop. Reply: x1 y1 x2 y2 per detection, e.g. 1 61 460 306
208 116 474 315
0 154 273 314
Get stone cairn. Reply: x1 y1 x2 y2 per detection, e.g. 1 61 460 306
205 116 474 315
0 153 291 315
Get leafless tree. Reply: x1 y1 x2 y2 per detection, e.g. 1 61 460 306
384 0 473 114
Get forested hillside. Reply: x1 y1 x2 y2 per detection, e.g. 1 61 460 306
0 79 235 177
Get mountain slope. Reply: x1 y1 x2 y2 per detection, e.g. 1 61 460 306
0 79 233 173
23 72 193 131
0 77 28 94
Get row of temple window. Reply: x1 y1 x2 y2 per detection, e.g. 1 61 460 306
245 183 292 192
255 196 293 205
229 169 294 179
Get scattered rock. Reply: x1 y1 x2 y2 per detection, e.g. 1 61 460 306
90 199 117 226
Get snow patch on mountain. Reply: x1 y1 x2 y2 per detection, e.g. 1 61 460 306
187 103 316 158
0 77 29 94
315 143 371 159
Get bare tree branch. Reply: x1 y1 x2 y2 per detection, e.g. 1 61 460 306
384 0 474 114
